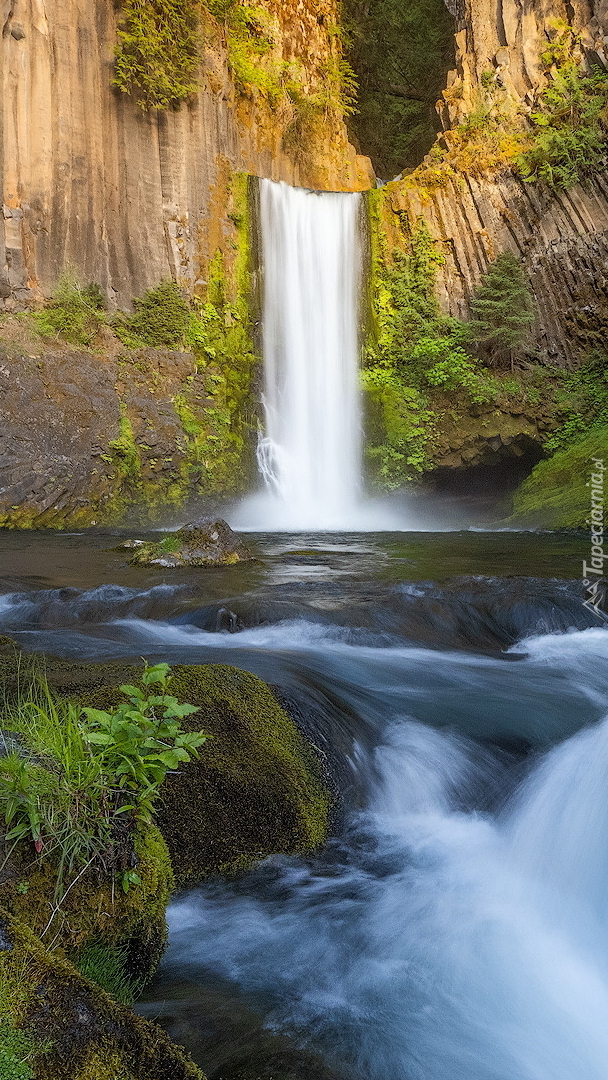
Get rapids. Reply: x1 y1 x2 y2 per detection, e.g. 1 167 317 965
0 528 607 1079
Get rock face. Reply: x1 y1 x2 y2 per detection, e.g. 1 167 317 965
1 0 372 308
425 391 559 469
382 171 608 365
443 0 608 127
0 331 218 527
371 0 608 367
124 517 253 567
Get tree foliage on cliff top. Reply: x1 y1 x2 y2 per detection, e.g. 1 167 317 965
113 0 201 109
342 0 454 177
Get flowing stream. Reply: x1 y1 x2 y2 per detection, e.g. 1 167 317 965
0 529 607 1079
2 186 605 1079
238 180 365 531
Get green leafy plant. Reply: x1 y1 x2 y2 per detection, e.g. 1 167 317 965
81 662 206 826
0 664 205 900
543 349 608 452
362 366 433 487
466 252 534 368
32 274 105 346
423 340 497 403
114 280 192 348
114 0 201 109
517 23 608 190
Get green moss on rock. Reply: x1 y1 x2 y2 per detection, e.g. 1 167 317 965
0 910 205 1080
509 425 608 527
0 823 173 984
161 665 329 885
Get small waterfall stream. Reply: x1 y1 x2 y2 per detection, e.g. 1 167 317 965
240 179 364 531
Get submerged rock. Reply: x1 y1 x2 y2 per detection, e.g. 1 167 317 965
121 518 253 568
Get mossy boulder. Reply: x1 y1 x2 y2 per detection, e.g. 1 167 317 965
509 425 608 527
81 664 330 889
0 910 205 1080
0 823 173 985
121 517 253 568
160 665 329 885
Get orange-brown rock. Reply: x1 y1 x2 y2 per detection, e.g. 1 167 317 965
1 0 372 308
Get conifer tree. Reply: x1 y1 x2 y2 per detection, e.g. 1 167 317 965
466 252 534 369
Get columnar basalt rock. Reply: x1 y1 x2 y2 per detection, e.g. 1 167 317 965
441 0 608 126
383 171 608 365
1 0 372 308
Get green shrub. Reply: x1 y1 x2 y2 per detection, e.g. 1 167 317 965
423 339 497 403
367 216 449 369
114 0 201 109
115 280 191 348
466 252 534 367
32 275 105 346
177 245 258 495
362 366 433 487
543 350 608 452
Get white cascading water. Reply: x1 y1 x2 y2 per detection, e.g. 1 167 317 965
160 628 608 1080
240 179 364 531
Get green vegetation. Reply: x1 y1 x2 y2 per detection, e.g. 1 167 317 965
510 424 608 527
0 1020 36 1080
0 647 332 1078
154 664 330 887
518 23 608 190
22 175 258 519
466 252 535 368
31 275 105 347
114 280 192 348
113 0 356 152
343 0 454 177
77 942 144 1006
113 0 201 109
108 405 141 490
543 350 608 452
0 911 203 1080
0 663 205 902
363 201 507 486
364 196 554 488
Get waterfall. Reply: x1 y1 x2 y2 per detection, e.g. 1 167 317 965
241 179 364 531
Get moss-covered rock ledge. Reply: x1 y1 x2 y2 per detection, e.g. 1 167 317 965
0 643 331 1078
509 425 608 528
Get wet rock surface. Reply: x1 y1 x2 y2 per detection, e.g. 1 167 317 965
123 518 253 568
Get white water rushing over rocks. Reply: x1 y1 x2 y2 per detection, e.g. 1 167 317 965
237 180 380 531
160 631 608 1080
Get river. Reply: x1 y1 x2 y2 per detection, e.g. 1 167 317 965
1 526 606 1079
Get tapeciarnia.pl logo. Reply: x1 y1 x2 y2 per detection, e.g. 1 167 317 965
582 457 608 622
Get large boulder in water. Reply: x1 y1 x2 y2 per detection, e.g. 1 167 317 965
122 517 253 568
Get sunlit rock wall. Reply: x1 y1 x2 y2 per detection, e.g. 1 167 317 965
1 0 372 307
442 0 608 125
